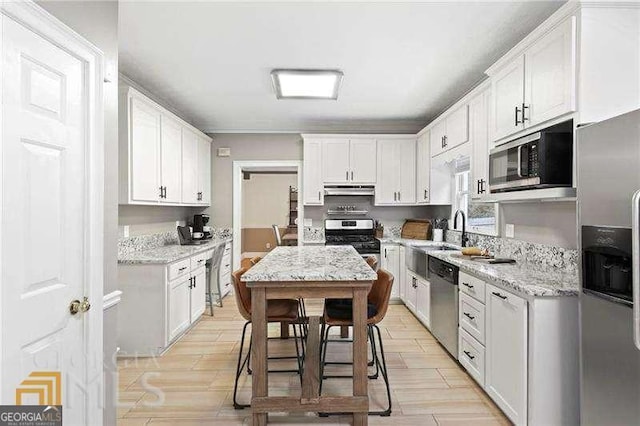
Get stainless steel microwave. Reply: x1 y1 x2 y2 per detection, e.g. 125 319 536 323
489 121 573 193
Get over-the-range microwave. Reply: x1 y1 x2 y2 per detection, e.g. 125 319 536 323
489 120 573 193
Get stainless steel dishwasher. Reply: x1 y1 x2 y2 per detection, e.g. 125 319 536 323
428 256 459 359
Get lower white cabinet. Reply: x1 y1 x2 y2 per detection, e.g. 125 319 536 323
398 246 406 300
403 268 430 330
118 245 228 356
459 327 486 387
404 270 417 312
381 244 400 299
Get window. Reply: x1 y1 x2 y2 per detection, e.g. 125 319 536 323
454 169 498 236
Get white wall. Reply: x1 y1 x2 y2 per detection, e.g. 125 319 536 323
242 174 297 228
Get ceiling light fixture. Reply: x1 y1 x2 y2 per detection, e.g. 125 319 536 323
271 69 343 100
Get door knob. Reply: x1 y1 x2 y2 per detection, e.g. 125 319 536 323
69 297 91 315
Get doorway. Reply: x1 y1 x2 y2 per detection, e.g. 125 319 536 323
232 161 303 269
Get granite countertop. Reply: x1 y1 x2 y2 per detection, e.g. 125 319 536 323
242 246 378 283
377 236 460 249
118 238 231 265
427 250 579 297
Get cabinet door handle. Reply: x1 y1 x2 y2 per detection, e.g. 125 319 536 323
346 171 349 181
351 170 354 181
463 350 475 360
443 135 447 147
441 136 444 148
492 291 508 300
159 186 164 199
393 192 397 201
178 266 188 272
515 105 522 126
398 191 401 201
463 312 475 320
188 277 193 288
318 191 321 201
193 276 196 288
462 282 474 289
522 103 530 122
424 189 428 200
384 248 387 258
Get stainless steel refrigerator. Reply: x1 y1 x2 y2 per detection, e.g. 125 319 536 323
577 109 640 425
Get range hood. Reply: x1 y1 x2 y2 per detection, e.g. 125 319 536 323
324 185 375 196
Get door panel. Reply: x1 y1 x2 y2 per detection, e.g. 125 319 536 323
303 139 324 205
160 115 182 203
416 132 430 203
130 96 161 202
2 16 89 423
181 128 199 204
430 120 447 157
197 137 211 204
375 139 398 205
491 55 525 142
169 277 191 341
398 138 416 204
445 104 469 149
322 139 350 183
349 139 376 183
470 90 490 199
524 17 575 127
190 268 207 322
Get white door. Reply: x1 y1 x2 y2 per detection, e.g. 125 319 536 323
416 132 430 204
398 247 406 301
130 95 161 202
349 139 377 183
322 139 350 183
524 17 576 127
470 89 490 199
381 245 399 299
485 284 528 425
416 278 431 329
190 267 207 322
197 137 211 205
375 139 398 205
445 104 469 149
491 55 525 142
1 11 102 424
429 120 447 157
405 271 417 313
397 138 416 204
181 128 199 204
160 114 182 203
169 276 191 341
303 139 323 205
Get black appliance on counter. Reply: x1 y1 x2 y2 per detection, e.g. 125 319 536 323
192 214 212 239
489 120 573 193
324 219 380 257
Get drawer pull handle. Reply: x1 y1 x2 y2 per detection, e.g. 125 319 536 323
462 282 474 289
492 291 508 300
463 350 475 360
198 259 204 263
463 312 475 320
178 266 188 272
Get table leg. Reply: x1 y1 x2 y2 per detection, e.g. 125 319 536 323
352 287 369 426
280 322 290 339
252 287 268 426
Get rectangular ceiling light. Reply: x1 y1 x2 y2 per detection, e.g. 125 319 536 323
271 69 343 100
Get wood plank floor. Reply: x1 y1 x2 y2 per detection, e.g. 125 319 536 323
117 298 511 425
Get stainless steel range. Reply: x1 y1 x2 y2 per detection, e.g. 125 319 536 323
324 219 380 258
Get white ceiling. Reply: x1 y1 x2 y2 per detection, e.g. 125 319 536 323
119 1 565 134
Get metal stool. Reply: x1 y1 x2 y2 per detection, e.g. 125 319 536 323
206 244 226 315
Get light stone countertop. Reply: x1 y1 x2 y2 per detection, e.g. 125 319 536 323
117 238 231 265
242 246 378 283
377 237 460 249
427 250 579 297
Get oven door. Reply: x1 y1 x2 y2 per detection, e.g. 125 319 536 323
489 133 541 192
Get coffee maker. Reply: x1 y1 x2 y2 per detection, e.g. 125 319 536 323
193 214 212 240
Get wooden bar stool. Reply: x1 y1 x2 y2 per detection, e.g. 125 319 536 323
319 268 394 416
231 267 306 409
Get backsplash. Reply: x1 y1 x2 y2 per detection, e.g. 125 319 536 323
303 226 325 242
118 228 232 257
446 230 578 272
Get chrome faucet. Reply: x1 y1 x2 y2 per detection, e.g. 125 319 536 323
453 210 468 247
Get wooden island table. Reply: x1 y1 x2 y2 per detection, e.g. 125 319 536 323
242 246 377 426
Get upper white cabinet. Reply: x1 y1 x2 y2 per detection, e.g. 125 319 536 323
376 138 416 205
303 139 324 205
119 85 212 206
323 138 377 184
430 104 469 157
416 131 430 204
490 17 576 142
470 88 491 199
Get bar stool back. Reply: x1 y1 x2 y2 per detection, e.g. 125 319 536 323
206 244 226 315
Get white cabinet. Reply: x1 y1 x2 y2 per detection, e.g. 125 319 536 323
429 154 453 205
160 114 183 203
120 86 212 206
485 283 528 425
168 275 191 342
322 139 351 183
323 138 377 184
416 131 430 204
430 105 469 157
197 136 211 204
524 17 576 127
381 244 400 300
490 17 575 142
190 266 207 322
470 89 491 199
398 246 406 300
303 139 324 206
415 277 430 329
129 95 162 202
375 138 416 205
405 270 417 312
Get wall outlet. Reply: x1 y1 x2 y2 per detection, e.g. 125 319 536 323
505 223 515 238
266 242 271 249
123 225 130 238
